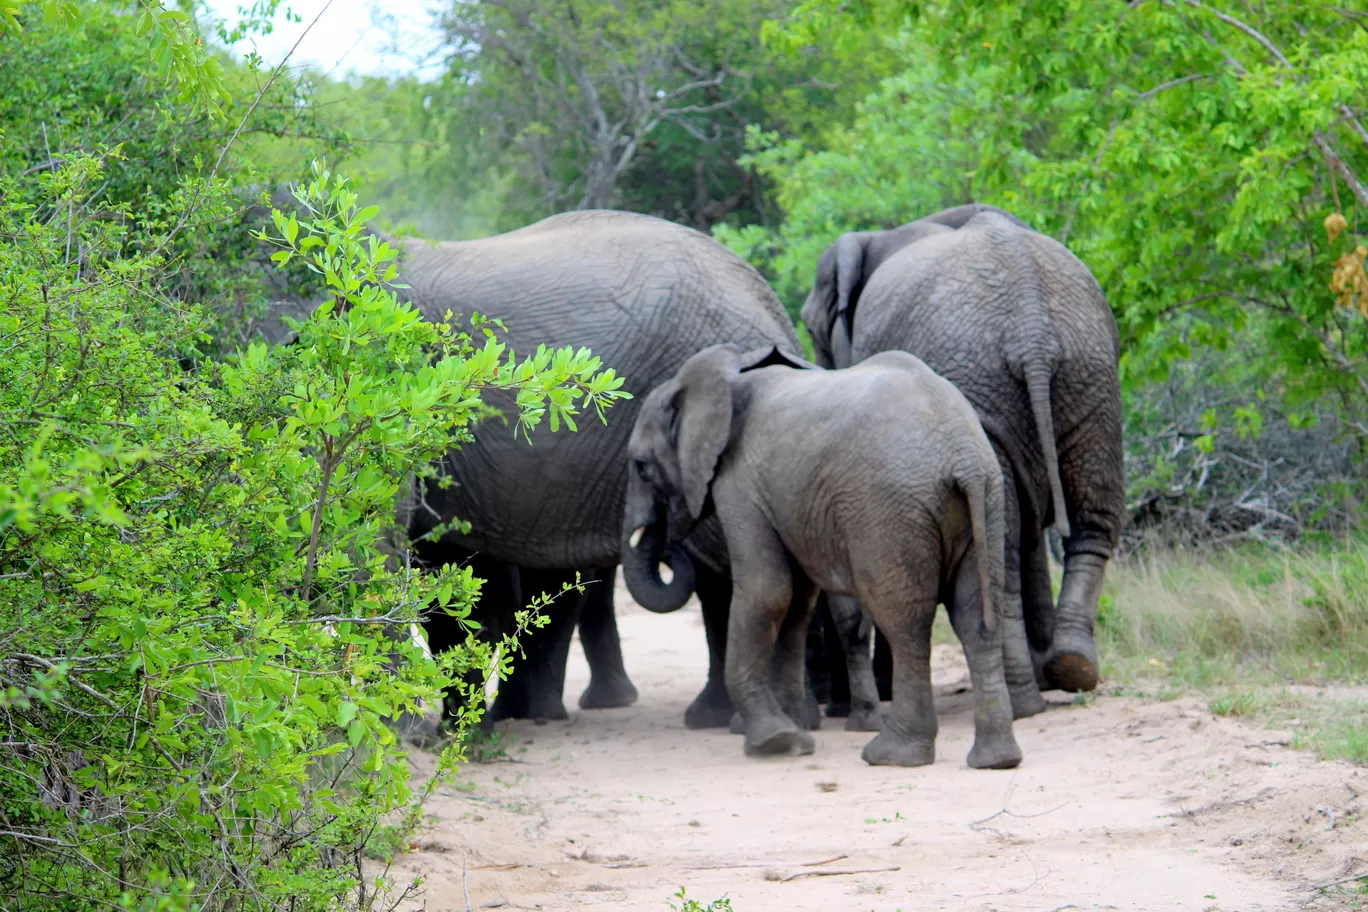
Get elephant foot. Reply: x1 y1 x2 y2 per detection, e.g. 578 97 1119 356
684 685 734 730
967 732 1023 770
824 700 851 718
578 674 639 710
440 690 494 735
1042 631 1100 692
1030 648 1050 690
743 716 816 757
1008 685 1048 720
390 710 444 750
728 711 745 735
844 706 883 732
800 692 822 731
490 688 568 723
861 731 934 767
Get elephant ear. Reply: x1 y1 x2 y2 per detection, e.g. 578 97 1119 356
806 244 841 332
737 345 816 373
672 346 740 519
832 233 868 332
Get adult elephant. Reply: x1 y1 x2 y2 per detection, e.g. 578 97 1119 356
397 210 801 726
800 204 1123 698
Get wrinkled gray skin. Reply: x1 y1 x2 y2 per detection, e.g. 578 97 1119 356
396 210 801 725
800 204 1124 700
622 344 1021 769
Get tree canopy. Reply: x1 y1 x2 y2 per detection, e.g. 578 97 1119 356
710 0 1368 537
425 0 889 232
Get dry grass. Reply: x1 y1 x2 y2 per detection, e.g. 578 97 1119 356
1093 539 1368 763
1098 541 1368 686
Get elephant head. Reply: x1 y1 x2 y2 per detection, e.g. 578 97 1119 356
800 205 1033 370
621 344 812 612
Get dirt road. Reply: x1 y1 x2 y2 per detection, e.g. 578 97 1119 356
392 582 1366 911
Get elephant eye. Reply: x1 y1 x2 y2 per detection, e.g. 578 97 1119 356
634 459 653 483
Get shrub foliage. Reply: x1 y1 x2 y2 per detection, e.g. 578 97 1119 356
0 157 626 909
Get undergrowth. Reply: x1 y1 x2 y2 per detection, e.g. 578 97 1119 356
1096 537 1368 763
668 888 734 912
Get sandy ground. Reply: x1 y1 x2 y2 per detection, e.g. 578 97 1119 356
389 581 1368 912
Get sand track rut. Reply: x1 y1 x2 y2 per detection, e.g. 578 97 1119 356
389 583 1366 911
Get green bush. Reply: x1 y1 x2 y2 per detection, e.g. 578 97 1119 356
0 0 358 354
0 158 626 910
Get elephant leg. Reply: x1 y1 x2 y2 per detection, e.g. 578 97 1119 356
945 552 1022 770
998 460 1047 718
490 567 579 722
420 548 514 732
827 595 882 731
801 670 822 732
686 563 736 730
816 594 854 718
771 570 820 736
873 628 893 703
1047 365 1122 694
725 530 812 757
1021 528 1057 688
577 566 639 710
1041 550 1108 692
730 581 820 735
806 597 835 709
860 586 938 768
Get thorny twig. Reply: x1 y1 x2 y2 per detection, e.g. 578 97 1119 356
778 866 901 882
970 776 1070 828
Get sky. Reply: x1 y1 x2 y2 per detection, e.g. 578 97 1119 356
202 0 448 80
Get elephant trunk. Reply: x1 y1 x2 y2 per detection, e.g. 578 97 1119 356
621 520 697 614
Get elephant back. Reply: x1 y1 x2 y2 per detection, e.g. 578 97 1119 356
400 210 800 569
850 210 1122 543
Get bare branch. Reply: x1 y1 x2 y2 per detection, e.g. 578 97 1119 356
1171 3 1368 210
1340 105 1368 152
1184 1 1292 67
1245 296 1368 401
7 653 119 710
1313 133 1368 212
1136 73 1212 99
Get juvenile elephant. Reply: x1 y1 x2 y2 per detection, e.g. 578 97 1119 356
622 344 1021 769
801 204 1124 700
397 210 801 725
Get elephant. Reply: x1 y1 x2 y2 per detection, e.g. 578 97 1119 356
800 203 1124 702
622 343 1022 769
394 209 802 726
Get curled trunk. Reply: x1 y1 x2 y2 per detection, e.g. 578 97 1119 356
621 523 696 613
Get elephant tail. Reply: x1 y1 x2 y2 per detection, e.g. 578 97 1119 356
964 465 1005 634
1024 358 1071 539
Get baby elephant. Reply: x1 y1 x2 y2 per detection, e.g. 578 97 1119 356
622 344 1021 769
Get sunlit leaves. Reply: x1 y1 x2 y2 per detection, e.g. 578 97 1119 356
3 0 234 115
0 158 617 908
